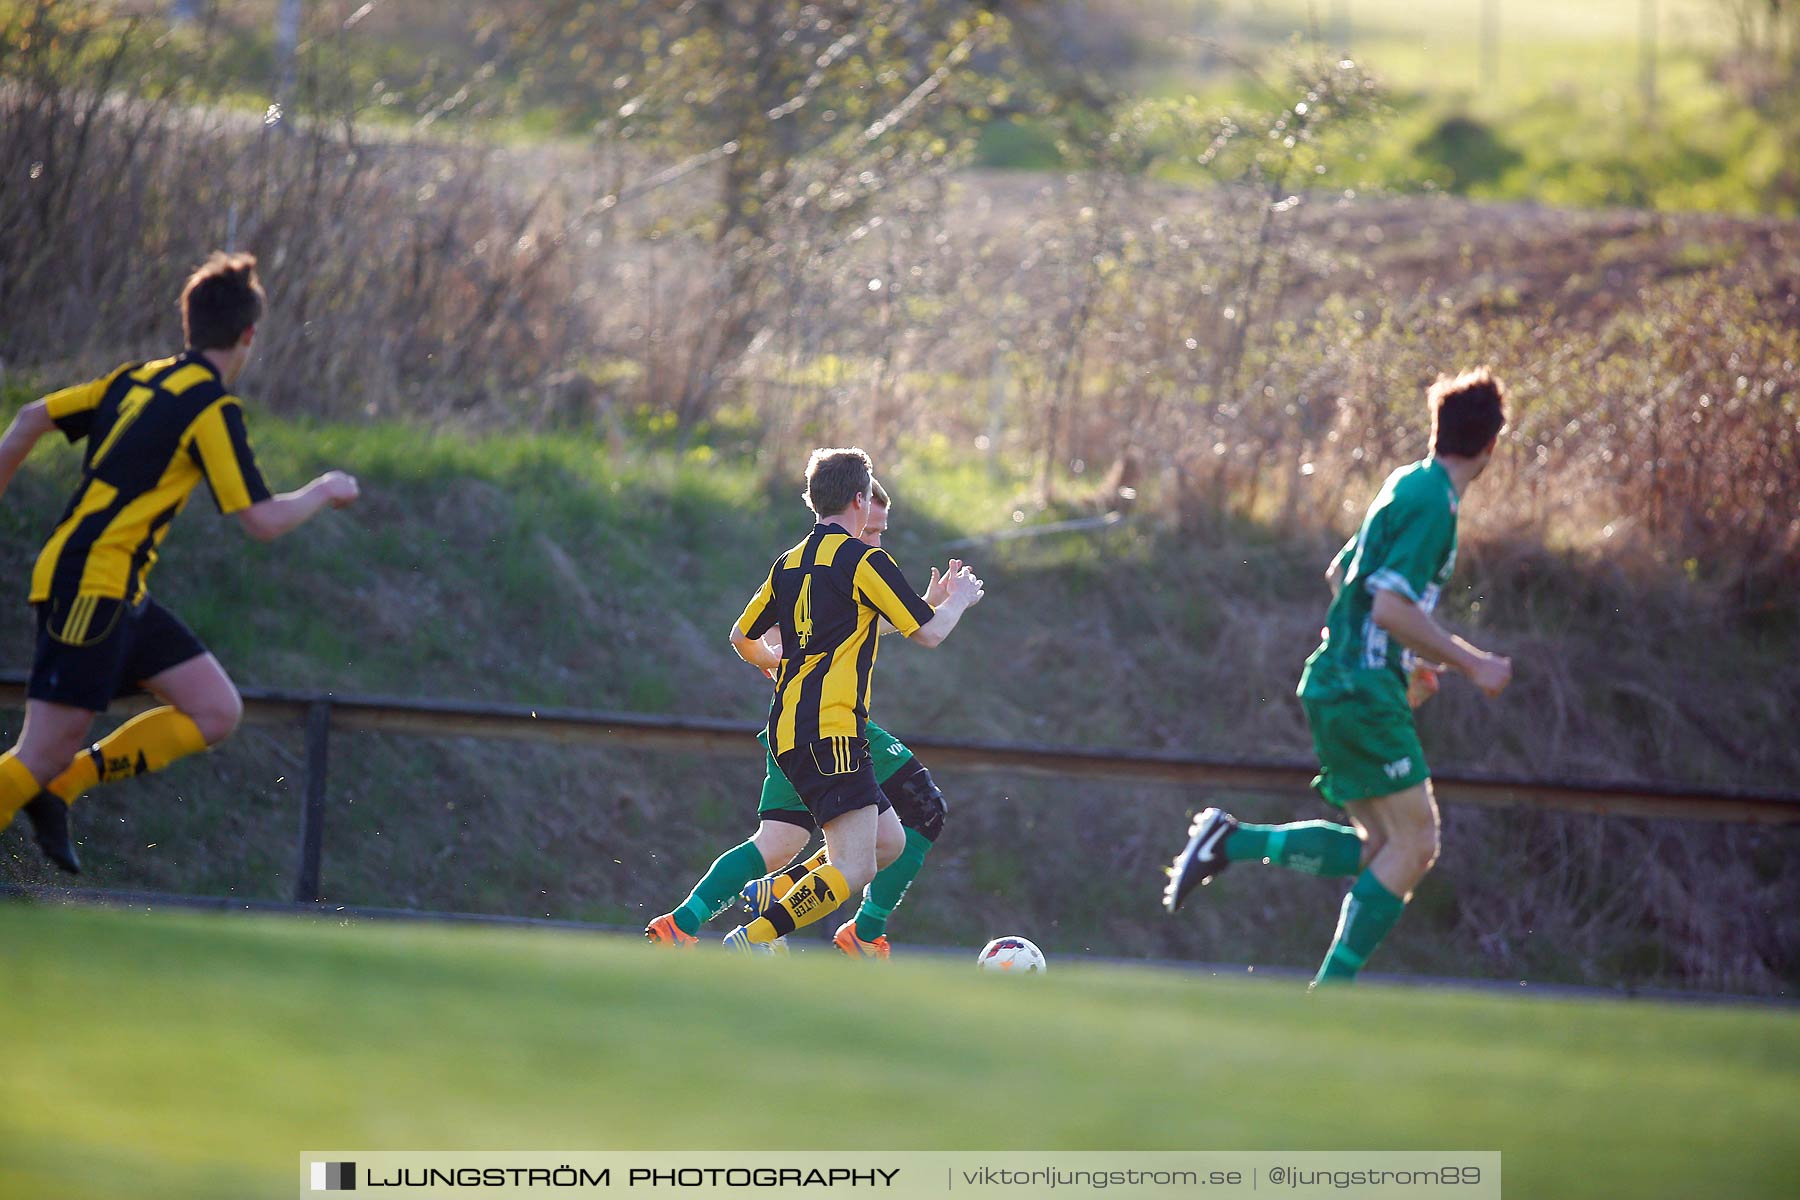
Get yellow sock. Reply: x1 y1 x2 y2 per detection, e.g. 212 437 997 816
747 863 849 942
770 847 830 902
0 751 43 824
47 751 99 805
49 707 207 804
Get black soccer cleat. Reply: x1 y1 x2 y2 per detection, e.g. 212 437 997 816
21 792 81 875
1162 807 1236 914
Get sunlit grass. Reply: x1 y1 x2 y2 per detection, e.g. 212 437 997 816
2 903 1796 1200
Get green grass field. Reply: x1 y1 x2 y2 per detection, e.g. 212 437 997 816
2 903 1795 1200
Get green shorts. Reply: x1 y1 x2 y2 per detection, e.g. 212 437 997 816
1299 672 1430 807
758 720 914 816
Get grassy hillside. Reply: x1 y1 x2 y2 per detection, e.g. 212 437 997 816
1076 0 1793 213
0 389 1795 993
3 903 1796 1200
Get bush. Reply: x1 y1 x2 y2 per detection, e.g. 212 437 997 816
0 1 584 417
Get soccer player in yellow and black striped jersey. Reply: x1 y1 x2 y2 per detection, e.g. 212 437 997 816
721 447 983 949
0 252 360 874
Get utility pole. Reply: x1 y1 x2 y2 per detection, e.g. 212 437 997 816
1331 0 1352 52
274 0 302 115
1639 0 1659 119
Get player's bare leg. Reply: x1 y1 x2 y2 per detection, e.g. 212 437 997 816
649 819 811 946
1 699 95 873
819 803 880 897
833 805 907 959
1314 782 1439 986
729 820 815 924
141 654 243 746
1342 800 1391 877
733 805 878 947
872 804 904 872
1346 782 1439 901
8 701 95 791
42 653 235 808
17 656 238 874
751 820 811 874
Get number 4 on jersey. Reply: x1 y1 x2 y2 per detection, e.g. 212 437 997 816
794 574 813 651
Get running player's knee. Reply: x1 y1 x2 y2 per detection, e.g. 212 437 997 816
1359 830 1387 869
829 834 879 896
875 840 901 872
1391 821 1438 879
187 687 242 744
875 816 906 869
22 729 87 780
1417 806 1443 872
836 859 876 898
886 765 947 842
752 822 810 871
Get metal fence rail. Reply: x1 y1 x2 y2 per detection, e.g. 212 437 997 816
3 674 1796 905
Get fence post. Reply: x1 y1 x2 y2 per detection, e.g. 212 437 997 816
294 701 331 904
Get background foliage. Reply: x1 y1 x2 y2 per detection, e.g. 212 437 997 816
0 0 1795 992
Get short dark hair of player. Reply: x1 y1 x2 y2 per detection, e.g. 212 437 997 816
804 447 873 517
1429 367 1507 458
870 477 890 508
181 251 265 351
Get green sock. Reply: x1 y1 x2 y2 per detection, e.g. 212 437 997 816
673 840 769 936
856 827 933 941
1314 869 1407 986
1225 820 1362 877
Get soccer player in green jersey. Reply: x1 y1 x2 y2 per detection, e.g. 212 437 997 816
646 479 960 957
1163 368 1513 986
0 253 360 873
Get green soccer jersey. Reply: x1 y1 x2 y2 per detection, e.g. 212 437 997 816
1298 458 1460 704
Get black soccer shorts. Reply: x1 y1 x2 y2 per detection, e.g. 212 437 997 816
774 736 886 828
28 595 209 712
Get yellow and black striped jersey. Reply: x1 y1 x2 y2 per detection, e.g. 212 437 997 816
736 522 936 756
29 351 272 605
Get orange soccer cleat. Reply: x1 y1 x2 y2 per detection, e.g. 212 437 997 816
643 913 698 947
833 920 890 960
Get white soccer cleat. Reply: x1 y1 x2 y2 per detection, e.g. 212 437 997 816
721 926 789 956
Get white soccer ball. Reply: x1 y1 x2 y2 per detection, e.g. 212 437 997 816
977 935 1046 974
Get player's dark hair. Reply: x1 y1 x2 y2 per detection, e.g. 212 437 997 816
181 251 264 351
804 447 873 518
1429 367 1507 458
870 477 890 508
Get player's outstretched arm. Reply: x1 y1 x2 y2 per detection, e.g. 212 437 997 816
880 559 959 638
236 471 360 542
1371 589 1511 697
910 564 984 649
0 401 55 499
923 559 961 607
